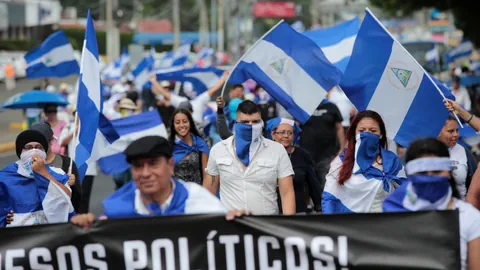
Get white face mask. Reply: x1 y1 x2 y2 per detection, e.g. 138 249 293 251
20 149 47 176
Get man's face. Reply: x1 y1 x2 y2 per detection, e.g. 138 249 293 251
236 112 262 125
131 156 174 195
229 87 244 99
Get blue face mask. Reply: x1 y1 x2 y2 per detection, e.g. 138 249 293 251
355 132 381 169
408 174 451 203
234 122 264 167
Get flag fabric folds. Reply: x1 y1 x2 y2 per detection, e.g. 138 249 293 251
24 30 79 79
156 67 224 95
228 20 342 124
98 111 168 175
74 11 120 181
159 44 190 68
302 17 359 73
340 8 454 147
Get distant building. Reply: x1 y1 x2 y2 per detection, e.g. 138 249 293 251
0 0 62 41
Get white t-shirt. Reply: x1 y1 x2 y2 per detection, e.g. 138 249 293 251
454 199 480 270
452 87 471 112
206 136 294 215
328 87 354 127
450 144 469 200
170 91 211 124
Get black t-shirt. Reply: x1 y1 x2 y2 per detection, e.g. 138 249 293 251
300 102 343 163
277 147 322 213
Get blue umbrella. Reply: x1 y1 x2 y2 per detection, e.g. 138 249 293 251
1 90 69 109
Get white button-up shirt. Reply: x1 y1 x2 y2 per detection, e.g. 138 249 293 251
206 136 294 215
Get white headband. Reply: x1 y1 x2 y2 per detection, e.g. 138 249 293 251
405 157 452 175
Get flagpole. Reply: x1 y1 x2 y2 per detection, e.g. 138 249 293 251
68 113 79 174
365 8 463 128
220 19 285 97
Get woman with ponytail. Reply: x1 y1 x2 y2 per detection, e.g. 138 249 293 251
322 110 406 213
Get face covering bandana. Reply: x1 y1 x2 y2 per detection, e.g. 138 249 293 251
383 157 453 212
353 132 381 172
234 122 264 166
19 149 47 177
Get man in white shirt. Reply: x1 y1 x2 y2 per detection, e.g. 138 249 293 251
451 76 471 112
204 100 296 215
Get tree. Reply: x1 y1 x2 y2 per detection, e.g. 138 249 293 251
369 0 480 47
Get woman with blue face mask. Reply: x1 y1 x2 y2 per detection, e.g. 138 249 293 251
322 110 406 214
383 138 480 270
267 118 322 213
0 130 73 227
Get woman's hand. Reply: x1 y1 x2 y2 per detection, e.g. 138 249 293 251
71 213 96 229
31 155 47 174
67 174 76 186
216 96 225 110
6 210 14 225
225 209 251 221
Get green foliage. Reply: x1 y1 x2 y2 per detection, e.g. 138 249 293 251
0 40 41 51
62 28 133 55
369 0 480 46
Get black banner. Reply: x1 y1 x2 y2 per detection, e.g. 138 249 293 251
0 211 459 270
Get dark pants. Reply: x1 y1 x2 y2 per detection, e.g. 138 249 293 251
79 176 94 213
314 158 333 199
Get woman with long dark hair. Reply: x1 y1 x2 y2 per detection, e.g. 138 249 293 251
437 115 477 200
322 110 406 213
383 138 480 270
169 109 210 185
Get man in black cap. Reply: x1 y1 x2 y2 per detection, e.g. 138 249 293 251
0 129 73 227
71 136 247 228
30 122 83 213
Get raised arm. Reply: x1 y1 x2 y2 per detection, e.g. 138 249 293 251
149 75 172 101
206 71 230 97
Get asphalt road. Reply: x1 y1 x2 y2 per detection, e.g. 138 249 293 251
0 76 115 216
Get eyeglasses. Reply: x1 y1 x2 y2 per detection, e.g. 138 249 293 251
274 130 294 136
23 145 45 151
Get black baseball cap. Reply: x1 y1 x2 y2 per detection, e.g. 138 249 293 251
124 136 172 163
30 122 55 142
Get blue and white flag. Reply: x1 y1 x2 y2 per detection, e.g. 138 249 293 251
132 54 155 90
228 20 342 124
159 43 190 68
0 163 74 227
98 110 168 175
322 133 406 214
425 44 439 64
303 17 359 73
74 11 120 181
24 30 79 79
195 47 214 67
102 50 130 80
340 9 454 147
447 40 473 63
156 67 223 95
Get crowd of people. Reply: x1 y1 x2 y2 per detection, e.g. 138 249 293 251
1 65 480 269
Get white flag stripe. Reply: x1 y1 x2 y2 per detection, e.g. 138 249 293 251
185 72 219 88
28 43 76 67
321 35 356 64
82 49 102 111
242 40 328 117
98 124 168 158
366 42 425 139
